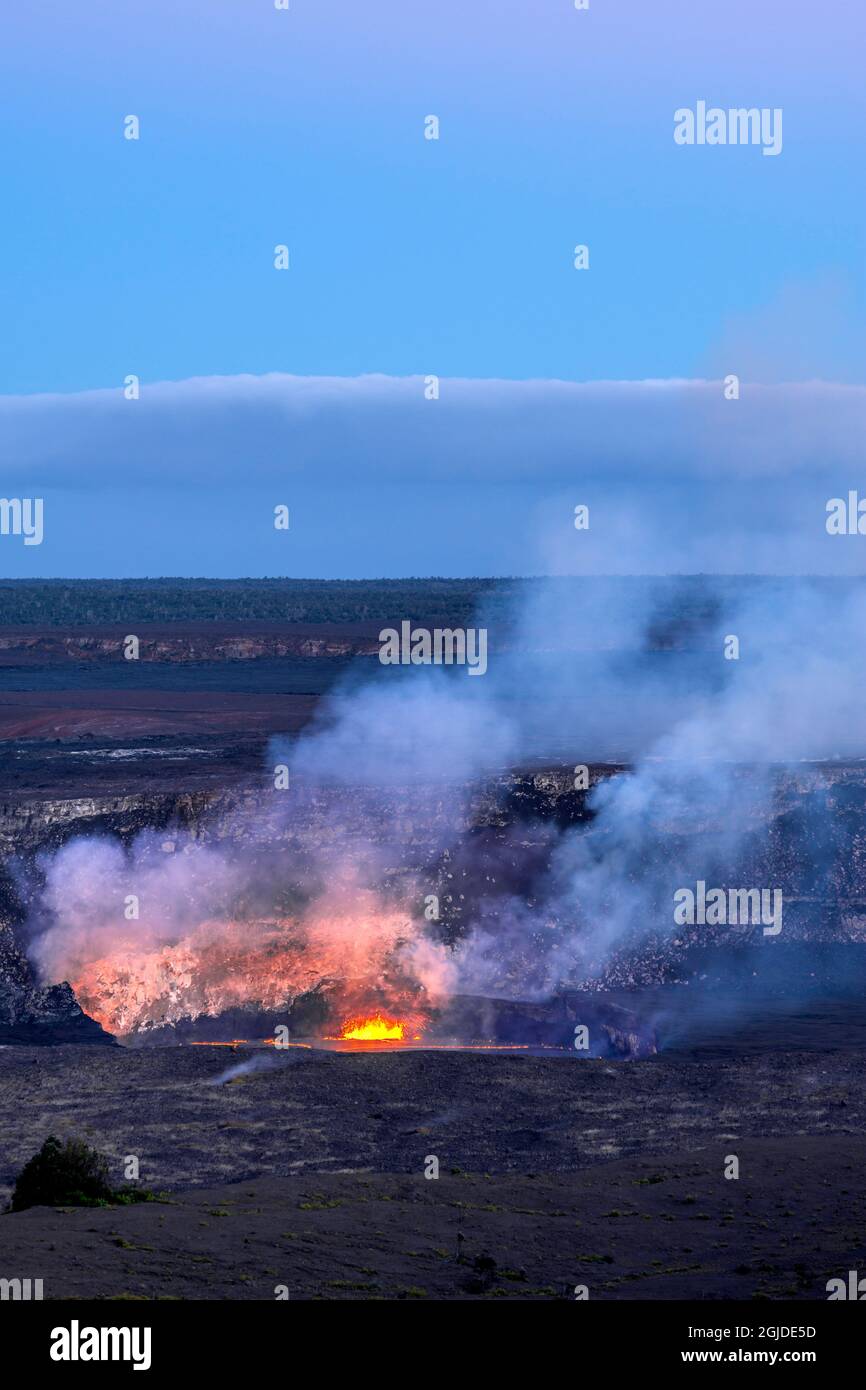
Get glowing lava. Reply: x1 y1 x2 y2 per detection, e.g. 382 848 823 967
337 1014 409 1041
65 900 452 1038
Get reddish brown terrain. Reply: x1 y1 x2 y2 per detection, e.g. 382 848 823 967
0 690 318 740
0 622 379 739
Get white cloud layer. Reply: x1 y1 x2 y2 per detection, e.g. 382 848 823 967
1 372 863 486
1 374 865 576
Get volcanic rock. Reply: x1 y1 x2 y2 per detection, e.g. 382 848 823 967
0 920 115 1045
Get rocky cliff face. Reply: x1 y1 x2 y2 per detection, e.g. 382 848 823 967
0 921 114 1044
3 762 866 1043
0 787 226 1044
0 624 382 665
0 789 226 860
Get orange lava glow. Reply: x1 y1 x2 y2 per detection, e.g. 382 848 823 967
65 898 453 1037
335 1014 411 1041
188 1039 312 1049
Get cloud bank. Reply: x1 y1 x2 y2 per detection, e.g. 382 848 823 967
2 373 865 575
2 372 863 485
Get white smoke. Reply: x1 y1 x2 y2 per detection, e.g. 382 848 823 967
20 575 866 1024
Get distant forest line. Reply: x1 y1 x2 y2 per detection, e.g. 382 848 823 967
0 576 861 627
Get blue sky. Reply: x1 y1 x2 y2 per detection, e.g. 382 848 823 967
1 0 864 576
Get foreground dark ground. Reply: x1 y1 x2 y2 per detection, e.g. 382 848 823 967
1 1020 865 1300
3 1137 863 1301
3 1012 866 1194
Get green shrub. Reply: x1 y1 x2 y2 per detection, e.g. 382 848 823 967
10 1136 154 1212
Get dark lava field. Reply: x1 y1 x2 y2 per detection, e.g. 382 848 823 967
1 1033 866 1299
3 988 866 1300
